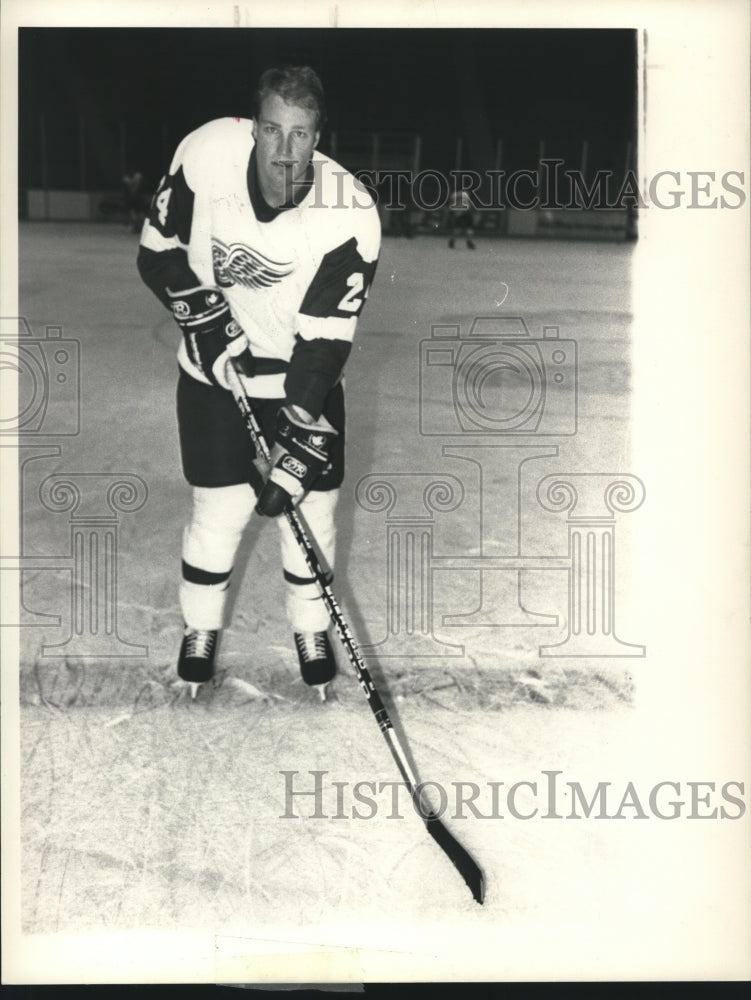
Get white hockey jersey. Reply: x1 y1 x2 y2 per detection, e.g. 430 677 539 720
140 117 381 398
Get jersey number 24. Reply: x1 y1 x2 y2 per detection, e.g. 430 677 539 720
338 272 368 313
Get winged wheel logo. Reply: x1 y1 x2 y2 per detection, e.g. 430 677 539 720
212 238 294 289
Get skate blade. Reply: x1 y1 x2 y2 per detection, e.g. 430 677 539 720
314 683 328 703
189 682 201 700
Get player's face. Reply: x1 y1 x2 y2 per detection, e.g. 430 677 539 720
253 93 320 206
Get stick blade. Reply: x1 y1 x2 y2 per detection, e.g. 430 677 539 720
425 815 485 904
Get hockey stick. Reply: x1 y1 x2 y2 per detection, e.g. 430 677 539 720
226 363 485 905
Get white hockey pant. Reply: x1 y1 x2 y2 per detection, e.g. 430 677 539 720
180 483 337 633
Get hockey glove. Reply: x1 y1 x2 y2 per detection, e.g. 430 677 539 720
255 405 338 517
167 285 255 389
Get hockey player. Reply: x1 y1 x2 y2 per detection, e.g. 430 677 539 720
137 66 380 698
447 189 476 249
122 166 146 233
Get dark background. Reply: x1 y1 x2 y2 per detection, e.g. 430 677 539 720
19 27 637 194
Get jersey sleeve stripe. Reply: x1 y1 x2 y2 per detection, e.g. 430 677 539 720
297 314 357 343
140 225 190 255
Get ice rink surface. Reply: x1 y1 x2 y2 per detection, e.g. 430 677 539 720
16 222 741 979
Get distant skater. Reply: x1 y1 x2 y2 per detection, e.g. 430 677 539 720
122 167 146 232
447 189 476 249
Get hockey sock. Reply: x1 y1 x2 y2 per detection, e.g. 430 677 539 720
180 563 232 630
284 569 334 633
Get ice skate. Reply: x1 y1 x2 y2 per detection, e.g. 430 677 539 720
294 630 336 702
178 626 218 699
